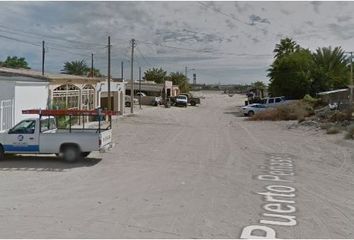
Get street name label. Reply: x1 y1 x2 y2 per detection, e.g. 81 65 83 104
240 154 297 239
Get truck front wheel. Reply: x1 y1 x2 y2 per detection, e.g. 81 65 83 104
0 145 4 161
62 145 81 163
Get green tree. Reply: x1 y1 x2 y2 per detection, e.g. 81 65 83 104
268 49 313 99
252 81 266 90
169 72 190 93
273 37 300 59
88 67 103 77
310 46 349 94
143 67 167 84
252 81 267 98
0 56 30 69
61 60 89 75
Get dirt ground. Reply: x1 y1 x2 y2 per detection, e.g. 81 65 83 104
0 91 353 238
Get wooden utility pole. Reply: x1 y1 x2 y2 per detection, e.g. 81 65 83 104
91 53 94 77
42 41 45 75
130 39 135 114
139 66 142 109
185 66 187 81
107 36 112 124
121 61 124 80
350 52 353 106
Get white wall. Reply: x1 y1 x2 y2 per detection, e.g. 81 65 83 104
0 79 15 101
14 82 49 123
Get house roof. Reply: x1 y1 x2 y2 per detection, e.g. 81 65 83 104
317 88 348 96
0 67 104 83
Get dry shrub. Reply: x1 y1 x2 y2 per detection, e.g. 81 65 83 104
249 101 313 121
345 124 354 139
326 126 341 134
320 123 333 130
329 111 352 122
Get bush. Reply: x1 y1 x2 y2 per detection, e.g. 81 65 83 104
326 126 341 134
249 101 313 121
329 111 352 122
303 94 317 104
345 124 354 139
320 123 333 130
303 94 324 108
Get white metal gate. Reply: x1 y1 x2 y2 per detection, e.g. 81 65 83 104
0 99 14 131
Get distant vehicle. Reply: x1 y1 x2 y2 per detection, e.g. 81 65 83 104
125 95 138 107
0 109 114 163
242 103 268 116
136 92 146 97
152 96 162 106
175 95 188 107
179 93 201 106
261 96 286 106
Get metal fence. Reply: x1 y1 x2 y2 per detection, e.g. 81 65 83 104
0 99 14 131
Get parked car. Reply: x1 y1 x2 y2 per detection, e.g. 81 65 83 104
125 95 138 107
261 96 286 106
242 103 268 116
179 93 201 106
175 95 188 107
136 92 146 97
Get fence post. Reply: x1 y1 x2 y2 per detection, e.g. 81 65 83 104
12 99 15 126
0 100 3 131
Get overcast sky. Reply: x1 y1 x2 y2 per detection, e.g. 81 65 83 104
1 1 354 85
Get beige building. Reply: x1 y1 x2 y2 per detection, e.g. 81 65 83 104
125 80 180 97
97 81 125 115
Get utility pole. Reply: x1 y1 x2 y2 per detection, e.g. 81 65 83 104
121 61 124 80
350 52 354 111
107 36 112 125
185 66 188 81
139 66 142 109
42 41 45 75
130 39 136 114
91 53 94 77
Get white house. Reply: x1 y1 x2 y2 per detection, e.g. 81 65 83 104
0 75 49 131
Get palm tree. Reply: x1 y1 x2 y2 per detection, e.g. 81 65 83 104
311 46 349 94
273 38 300 59
61 60 89 75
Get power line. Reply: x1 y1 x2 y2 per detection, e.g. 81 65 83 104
136 45 152 67
0 34 41 47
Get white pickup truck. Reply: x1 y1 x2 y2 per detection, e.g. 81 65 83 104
0 109 114 163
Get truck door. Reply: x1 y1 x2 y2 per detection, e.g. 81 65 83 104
4 119 39 153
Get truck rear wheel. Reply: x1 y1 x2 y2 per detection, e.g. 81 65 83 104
0 145 4 161
62 145 81 163
190 101 196 106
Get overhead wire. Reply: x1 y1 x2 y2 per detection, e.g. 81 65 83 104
136 45 153 67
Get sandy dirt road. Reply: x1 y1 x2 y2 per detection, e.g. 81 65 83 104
0 91 353 238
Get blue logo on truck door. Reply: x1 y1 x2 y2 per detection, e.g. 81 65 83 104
17 135 24 141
